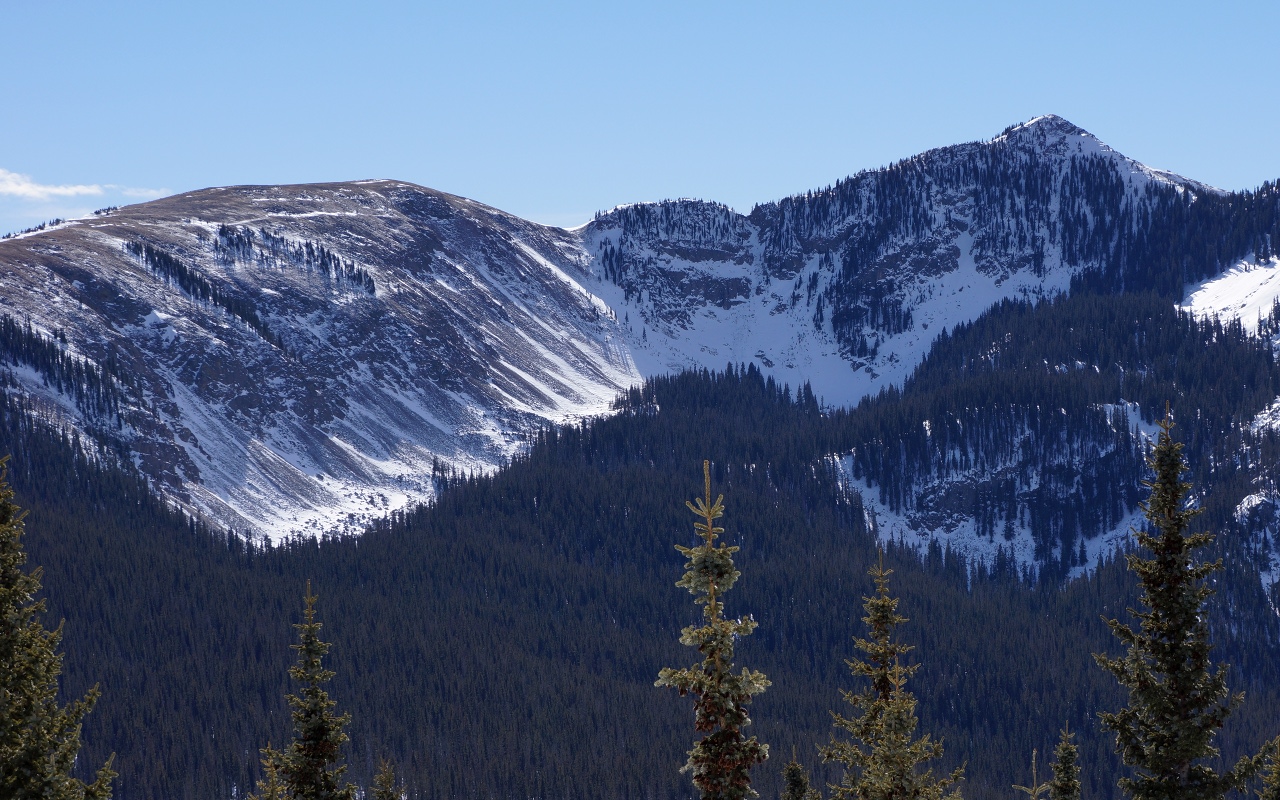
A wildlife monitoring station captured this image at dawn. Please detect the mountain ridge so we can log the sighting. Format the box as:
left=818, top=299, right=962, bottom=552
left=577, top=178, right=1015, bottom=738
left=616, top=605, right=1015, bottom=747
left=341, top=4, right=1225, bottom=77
left=0, top=115, right=1274, bottom=549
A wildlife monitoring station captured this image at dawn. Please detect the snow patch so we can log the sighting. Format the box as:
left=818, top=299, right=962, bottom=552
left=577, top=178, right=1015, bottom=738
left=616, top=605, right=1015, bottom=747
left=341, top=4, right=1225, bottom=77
left=1179, top=257, right=1280, bottom=334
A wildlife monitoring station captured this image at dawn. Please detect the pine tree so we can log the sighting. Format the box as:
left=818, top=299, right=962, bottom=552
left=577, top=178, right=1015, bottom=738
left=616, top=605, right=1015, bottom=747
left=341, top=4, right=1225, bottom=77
left=657, top=460, right=770, bottom=800
left=267, top=583, right=356, bottom=800
left=370, top=758, right=401, bottom=800
left=1047, top=726, right=1081, bottom=800
left=782, top=755, right=822, bottom=800
left=1094, top=413, right=1265, bottom=800
left=820, top=555, right=962, bottom=800
left=248, top=746, right=288, bottom=800
left=0, top=457, right=115, bottom=799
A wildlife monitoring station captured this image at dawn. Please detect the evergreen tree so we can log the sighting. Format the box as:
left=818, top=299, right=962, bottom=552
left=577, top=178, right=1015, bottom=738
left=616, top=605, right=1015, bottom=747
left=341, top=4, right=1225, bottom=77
left=657, top=460, right=770, bottom=800
left=1047, top=727, right=1081, bottom=800
left=370, top=758, right=401, bottom=800
left=248, top=746, right=287, bottom=800
left=782, top=755, right=821, bottom=800
left=0, top=457, right=115, bottom=799
left=1094, top=413, right=1265, bottom=800
left=265, top=584, right=356, bottom=800
left=820, top=555, right=962, bottom=800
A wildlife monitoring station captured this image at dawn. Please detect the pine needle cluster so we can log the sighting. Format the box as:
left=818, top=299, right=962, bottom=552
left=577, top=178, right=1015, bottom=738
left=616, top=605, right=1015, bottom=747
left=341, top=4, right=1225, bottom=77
left=657, top=460, right=770, bottom=800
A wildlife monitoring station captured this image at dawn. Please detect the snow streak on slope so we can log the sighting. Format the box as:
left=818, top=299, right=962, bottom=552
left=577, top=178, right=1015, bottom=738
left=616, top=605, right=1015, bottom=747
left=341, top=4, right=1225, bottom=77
left=1178, top=259, right=1280, bottom=594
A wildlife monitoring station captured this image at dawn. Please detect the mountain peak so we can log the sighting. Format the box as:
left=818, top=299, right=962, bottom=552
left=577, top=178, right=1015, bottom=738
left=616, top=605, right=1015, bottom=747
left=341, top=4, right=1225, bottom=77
left=1002, top=113, right=1091, bottom=139
left=992, top=114, right=1101, bottom=153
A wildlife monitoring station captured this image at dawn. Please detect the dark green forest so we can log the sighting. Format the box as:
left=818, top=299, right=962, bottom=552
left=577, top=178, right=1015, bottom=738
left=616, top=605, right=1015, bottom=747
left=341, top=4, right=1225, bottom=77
left=4, top=288, right=1280, bottom=799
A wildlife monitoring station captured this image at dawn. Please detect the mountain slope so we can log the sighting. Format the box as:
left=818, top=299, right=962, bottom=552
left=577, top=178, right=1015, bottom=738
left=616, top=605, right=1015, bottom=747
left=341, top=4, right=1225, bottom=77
left=0, top=182, right=637, bottom=538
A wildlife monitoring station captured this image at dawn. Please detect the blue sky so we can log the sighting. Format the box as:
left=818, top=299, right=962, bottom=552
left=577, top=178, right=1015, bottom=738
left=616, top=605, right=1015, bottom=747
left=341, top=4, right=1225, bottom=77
left=2, top=1, right=1278, bottom=235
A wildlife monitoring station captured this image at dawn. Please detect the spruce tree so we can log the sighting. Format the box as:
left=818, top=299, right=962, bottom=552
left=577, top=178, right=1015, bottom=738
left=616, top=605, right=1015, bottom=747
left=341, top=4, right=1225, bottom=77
left=820, top=555, right=962, bottom=800
left=782, top=755, right=822, bottom=800
left=370, top=758, right=401, bottom=800
left=264, top=584, right=356, bottom=800
left=657, top=460, right=770, bottom=800
left=1094, top=413, right=1265, bottom=800
left=248, top=746, right=288, bottom=800
left=1047, top=727, right=1080, bottom=800
left=0, top=457, right=115, bottom=799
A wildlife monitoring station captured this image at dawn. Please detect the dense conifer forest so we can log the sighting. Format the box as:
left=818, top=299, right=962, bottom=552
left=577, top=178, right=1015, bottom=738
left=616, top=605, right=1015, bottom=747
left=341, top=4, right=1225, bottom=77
left=3, top=285, right=1279, bottom=798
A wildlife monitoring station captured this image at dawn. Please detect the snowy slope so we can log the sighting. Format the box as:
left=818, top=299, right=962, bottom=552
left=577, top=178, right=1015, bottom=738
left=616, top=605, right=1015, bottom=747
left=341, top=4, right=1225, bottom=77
left=1180, top=256, right=1280, bottom=333
left=829, top=402, right=1159, bottom=576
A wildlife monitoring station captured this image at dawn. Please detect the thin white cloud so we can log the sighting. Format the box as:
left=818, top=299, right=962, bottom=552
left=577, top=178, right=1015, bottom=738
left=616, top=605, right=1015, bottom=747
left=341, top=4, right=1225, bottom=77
left=0, top=168, right=103, bottom=200
left=111, top=185, right=168, bottom=199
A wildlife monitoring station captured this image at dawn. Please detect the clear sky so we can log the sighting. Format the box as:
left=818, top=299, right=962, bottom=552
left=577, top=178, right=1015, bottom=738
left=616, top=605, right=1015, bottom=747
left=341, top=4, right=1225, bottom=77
left=2, top=1, right=1278, bottom=235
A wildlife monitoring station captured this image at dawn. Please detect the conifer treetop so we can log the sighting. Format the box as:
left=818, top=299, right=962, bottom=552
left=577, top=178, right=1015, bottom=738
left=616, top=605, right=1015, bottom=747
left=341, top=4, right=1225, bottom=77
left=821, top=552, right=962, bottom=800
left=657, top=460, right=769, bottom=800
left=1047, top=725, right=1081, bottom=800
left=370, top=758, right=402, bottom=800
left=274, top=583, right=356, bottom=800
left=1013, top=749, right=1049, bottom=800
left=782, top=754, right=822, bottom=800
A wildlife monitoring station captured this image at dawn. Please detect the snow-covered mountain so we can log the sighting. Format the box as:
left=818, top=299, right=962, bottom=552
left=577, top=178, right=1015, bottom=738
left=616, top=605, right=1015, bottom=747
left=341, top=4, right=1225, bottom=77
left=0, top=115, right=1242, bottom=544
left=586, top=114, right=1213, bottom=402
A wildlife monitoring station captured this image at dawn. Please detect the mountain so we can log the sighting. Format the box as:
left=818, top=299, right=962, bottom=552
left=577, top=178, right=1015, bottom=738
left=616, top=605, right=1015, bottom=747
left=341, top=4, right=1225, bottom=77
left=585, top=113, right=1215, bottom=398
left=1, top=115, right=1277, bottom=567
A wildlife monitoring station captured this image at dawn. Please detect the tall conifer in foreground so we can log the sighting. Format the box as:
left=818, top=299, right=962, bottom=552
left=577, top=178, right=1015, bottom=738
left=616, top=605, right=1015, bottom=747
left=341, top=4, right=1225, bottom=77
left=1094, top=413, right=1271, bottom=800
left=820, top=555, right=962, bottom=800
left=255, top=584, right=356, bottom=800
left=0, top=457, right=115, bottom=800
left=657, top=460, right=770, bottom=800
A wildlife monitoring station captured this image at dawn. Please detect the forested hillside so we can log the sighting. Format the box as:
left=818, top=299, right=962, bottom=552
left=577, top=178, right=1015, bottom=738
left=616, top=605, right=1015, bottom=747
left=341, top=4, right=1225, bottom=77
left=7, top=288, right=1280, bottom=799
